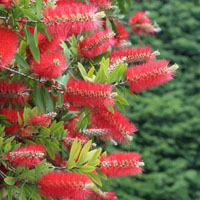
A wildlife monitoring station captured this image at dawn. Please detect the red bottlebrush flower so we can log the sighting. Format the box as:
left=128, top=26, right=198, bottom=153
left=5, top=144, right=45, bottom=168
left=0, top=109, right=26, bottom=136
left=90, top=190, right=117, bottom=200
left=43, top=3, right=103, bottom=37
left=0, top=0, right=13, bottom=7
left=31, top=51, right=66, bottom=79
left=0, top=27, right=18, bottom=68
left=127, top=60, right=177, bottom=93
left=63, top=135, right=89, bottom=149
left=78, top=29, right=115, bottom=59
left=99, top=152, right=144, bottom=177
left=109, top=46, right=155, bottom=72
left=63, top=79, right=114, bottom=108
left=38, top=36, right=64, bottom=55
left=129, top=11, right=160, bottom=35
left=91, top=108, right=137, bottom=142
left=38, top=172, right=92, bottom=200
left=113, top=22, right=129, bottom=47
left=0, top=80, right=29, bottom=108
left=56, top=0, right=84, bottom=5
left=89, top=0, right=112, bottom=10
left=28, top=114, right=51, bottom=127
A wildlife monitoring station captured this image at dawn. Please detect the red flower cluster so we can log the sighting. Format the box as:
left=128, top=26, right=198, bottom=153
left=0, top=81, right=28, bottom=108
left=0, top=26, right=18, bottom=68
left=90, top=191, right=117, bottom=200
left=43, top=3, right=102, bottom=37
left=28, top=114, right=51, bottom=127
left=31, top=51, right=66, bottom=79
left=64, top=79, right=114, bottom=108
left=99, top=152, right=143, bottom=177
left=91, top=108, right=137, bottom=142
left=127, top=60, right=175, bottom=93
left=5, top=144, right=45, bottom=168
left=129, top=11, right=159, bottom=35
left=79, top=29, right=115, bottom=58
left=38, top=172, right=92, bottom=200
left=0, top=0, right=13, bottom=7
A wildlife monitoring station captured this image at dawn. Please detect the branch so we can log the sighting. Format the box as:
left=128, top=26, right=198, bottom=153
left=0, top=16, right=44, bottom=24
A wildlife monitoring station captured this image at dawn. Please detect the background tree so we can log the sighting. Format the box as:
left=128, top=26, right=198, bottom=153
left=103, top=1, right=200, bottom=199
left=0, top=0, right=180, bottom=199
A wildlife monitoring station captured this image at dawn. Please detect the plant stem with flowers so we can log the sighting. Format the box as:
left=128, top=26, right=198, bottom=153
left=0, top=0, right=178, bottom=199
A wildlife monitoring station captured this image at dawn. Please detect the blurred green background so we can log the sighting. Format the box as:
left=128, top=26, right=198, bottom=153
left=103, top=0, right=200, bottom=199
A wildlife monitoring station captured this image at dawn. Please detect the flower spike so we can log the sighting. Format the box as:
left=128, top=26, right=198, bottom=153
left=43, top=3, right=103, bottom=37
left=38, top=172, right=92, bottom=200
left=91, top=108, right=137, bottom=142
left=31, top=51, right=67, bottom=79
left=63, top=79, right=114, bottom=108
left=79, top=29, right=115, bottom=59
left=99, top=152, right=144, bottom=177
left=0, top=26, right=18, bottom=68
left=127, top=60, right=177, bottom=93
left=5, top=144, right=45, bottom=168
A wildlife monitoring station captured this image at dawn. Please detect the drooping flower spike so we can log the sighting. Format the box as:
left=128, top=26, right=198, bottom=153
left=38, top=172, right=92, bottom=200
left=90, top=190, right=117, bottom=200
left=89, top=0, right=113, bottom=11
left=27, top=114, right=51, bottom=127
left=0, top=26, right=18, bottom=68
left=43, top=3, right=104, bottom=37
left=31, top=51, right=67, bottom=79
left=0, top=80, right=29, bottom=108
left=127, top=60, right=178, bottom=93
left=0, top=0, right=13, bottom=7
left=129, top=11, right=160, bottom=35
left=78, top=28, right=115, bottom=59
left=99, top=152, right=144, bottom=177
left=63, top=79, right=115, bottom=108
left=109, top=46, right=156, bottom=72
left=113, top=21, right=130, bottom=47
left=5, top=144, right=45, bottom=168
left=91, top=108, right=137, bottom=142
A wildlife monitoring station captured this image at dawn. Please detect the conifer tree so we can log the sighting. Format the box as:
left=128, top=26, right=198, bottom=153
left=0, top=0, right=178, bottom=199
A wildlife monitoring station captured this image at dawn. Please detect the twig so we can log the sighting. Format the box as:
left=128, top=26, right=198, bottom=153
left=114, top=80, right=127, bottom=86
left=0, top=170, right=6, bottom=178
left=0, top=16, right=44, bottom=24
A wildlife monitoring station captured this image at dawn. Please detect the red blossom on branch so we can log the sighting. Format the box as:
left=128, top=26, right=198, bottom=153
left=91, top=108, right=137, bottom=142
left=0, top=26, right=18, bottom=68
left=63, top=79, right=114, bottom=108
left=99, top=152, right=144, bottom=177
left=38, top=172, right=92, bottom=200
left=0, top=0, right=13, bottom=7
left=43, top=3, right=103, bottom=37
left=127, top=60, right=177, bottom=93
left=109, top=46, right=155, bottom=67
left=78, top=29, right=115, bottom=58
left=0, top=80, right=29, bottom=108
left=129, top=11, right=160, bottom=35
left=5, top=144, right=45, bottom=168
left=31, top=51, right=67, bottom=79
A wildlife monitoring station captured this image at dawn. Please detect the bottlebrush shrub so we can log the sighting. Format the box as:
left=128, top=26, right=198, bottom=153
left=0, top=26, right=18, bottom=68
left=0, top=0, right=178, bottom=199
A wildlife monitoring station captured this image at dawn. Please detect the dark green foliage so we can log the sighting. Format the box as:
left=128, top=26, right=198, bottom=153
left=103, top=1, right=200, bottom=199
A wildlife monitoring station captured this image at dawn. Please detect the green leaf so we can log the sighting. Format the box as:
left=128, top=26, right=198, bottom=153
left=96, top=169, right=107, bottom=180
left=116, top=95, right=129, bottom=106
left=4, top=176, right=16, bottom=186
left=78, top=62, right=87, bottom=80
left=22, top=9, right=40, bottom=21
left=78, top=165, right=96, bottom=173
left=95, top=57, right=109, bottom=83
left=76, top=140, right=92, bottom=165
left=87, top=66, right=95, bottom=78
left=15, top=54, right=29, bottom=68
left=106, top=106, right=114, bottom=114
left=87, top=172, right=102, bottom=186
left=25, top=26, right=40, bottom=63
left=36, top=0, right=43, bottom=18
left=19, top=185, right=26, bottom=200
left=44, top=88, right=54, bottom=112
left=17, top=112, right=23, bottom=126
